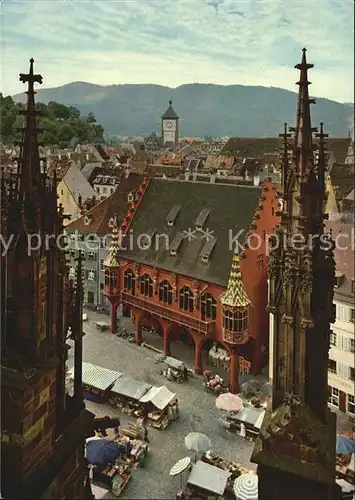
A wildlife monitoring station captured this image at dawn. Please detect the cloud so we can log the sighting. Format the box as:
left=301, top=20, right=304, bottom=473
left=1, top=0, right=353, bottom=102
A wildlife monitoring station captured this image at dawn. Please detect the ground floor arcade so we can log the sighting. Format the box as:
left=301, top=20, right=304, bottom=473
left=108, top=301, right=252, bottom=394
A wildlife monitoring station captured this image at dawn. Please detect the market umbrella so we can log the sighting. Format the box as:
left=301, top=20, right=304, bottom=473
left=170, top=456, right=191, bottom=489
left=86, top=439, right=122, bottom=466
left=233, top=473, right=258, bottom=500
left=185, top=432, right=211, bottom=462
left=216, top=393, right=244, bottom=413
left=336, top=435, right=355, bottom=455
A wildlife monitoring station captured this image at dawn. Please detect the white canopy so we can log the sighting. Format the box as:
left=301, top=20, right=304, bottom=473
left=140, top=385, right=176, bottom=410
left=68, top=362, right=122, bottom=391
left=187, top=460, right=231, bottom=495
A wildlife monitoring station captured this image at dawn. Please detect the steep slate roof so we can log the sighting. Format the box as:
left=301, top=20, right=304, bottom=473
left=66, top=172, right=144, bottom=235
left=329, top=163, right=354, bottom=207
left=118, top=178, right=261, bottom=286
left=46, top=158, right=74, bottom=180
left=161, top=100, right=179, bottom=119
left=221, top=137, right=350, bottom=163
left=62, top=162, right=96, bottom=202
left=81, top=162, right=104, bottom=182
left=325, top=221, right=354, bottom=305
left=221, top=138, right=281, bottom=157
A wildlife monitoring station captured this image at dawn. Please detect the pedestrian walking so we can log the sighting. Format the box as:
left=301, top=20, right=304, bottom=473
left=144, top=426, right=149, bottom=443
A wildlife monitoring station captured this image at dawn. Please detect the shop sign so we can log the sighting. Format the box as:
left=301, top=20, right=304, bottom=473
left=328, top=373, right=354, bottom=393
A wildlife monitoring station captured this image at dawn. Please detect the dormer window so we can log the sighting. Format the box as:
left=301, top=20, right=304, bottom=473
left=195, top=208, right=210, bottom=230
left=84, top=216, right=91, bottom=226
left=200, top=237, right=216, bottom=263
left=127, top=192, right=134, bottom=203
left=166, top=205, right=182, bottom=227
left=169, top=232, right=184, bottom=256
left=108, top=217, right=115, bottom=228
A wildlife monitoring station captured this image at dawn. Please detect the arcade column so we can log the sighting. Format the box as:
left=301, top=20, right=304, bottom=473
left=161, top=320, right=171, bottom=356
left=194, top=337, right=203, bottom=374
left=109, top=301, right=118, bottom=334
left=229, top=348, right=240, bottom=394
left=134, top=309, right=143, bottom=345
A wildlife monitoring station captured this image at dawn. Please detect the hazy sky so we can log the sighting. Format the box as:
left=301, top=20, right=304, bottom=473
left=1, top=0, right=354, bottom=102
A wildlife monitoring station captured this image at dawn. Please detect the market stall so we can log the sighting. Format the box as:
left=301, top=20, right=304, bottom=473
left=162, top=357, right=189, bottom=383
left=179, top=460, right=232, bottom=499
left=224, top=405, right=265, bottom=440
left=86, top=438, right=134, bottom=497
left=108, top=376, right=152, bottom=415
left=68, top=363, right=122, bottom=403
left=140, top=386, right=177, bottom=429
left=201, top=451, right=251, bottom=481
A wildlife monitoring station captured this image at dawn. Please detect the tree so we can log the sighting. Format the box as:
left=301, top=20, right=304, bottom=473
left=58, top=123, right=76, bottom=147
left=0, top=95, right=104, bottom=146
left=93, top=123, right=104, bottom=139
left=47, top=101, right=71, bottom=120
left=86, top=112, right=96, bottom=123
left=68, top=106, right=80, bottom=119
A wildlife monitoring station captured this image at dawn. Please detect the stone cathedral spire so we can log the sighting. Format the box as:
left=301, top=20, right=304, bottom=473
left=1, top=59, right=93, bottom=499
left=252, top=49, right=340, bottom=500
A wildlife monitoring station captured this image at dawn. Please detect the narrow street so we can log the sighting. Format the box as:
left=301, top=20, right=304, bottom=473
left=70, top=309, right=256, bottom=499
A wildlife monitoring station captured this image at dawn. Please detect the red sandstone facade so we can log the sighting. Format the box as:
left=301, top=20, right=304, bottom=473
left=104, top=177, right=280, bottom=393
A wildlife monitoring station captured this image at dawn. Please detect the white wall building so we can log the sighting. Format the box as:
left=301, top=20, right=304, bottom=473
left=328, top=299, right=355, bottom=416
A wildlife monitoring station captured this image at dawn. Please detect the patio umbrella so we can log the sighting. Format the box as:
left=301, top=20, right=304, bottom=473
left=233, top=473, right=258, bottom=500
left=216, top=393, right=244, bottom=413
left=170, top=456, right=191, bottom=489
left=86, top=439, right=123, bottom=466
left=336, top=435, right=355, bottom=455
left=185, top=432, right=211, bottom=456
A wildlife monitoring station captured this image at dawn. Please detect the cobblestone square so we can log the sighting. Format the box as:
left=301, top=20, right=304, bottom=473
left=72, top=310, right=256, bottom=499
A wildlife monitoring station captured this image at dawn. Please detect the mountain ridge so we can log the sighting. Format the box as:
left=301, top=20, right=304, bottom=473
left=13, top=82, right=353, bottom=138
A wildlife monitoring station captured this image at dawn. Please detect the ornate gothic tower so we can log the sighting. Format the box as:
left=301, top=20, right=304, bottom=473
left=0, top=59, right=93, bottom=499
left=252, top=49, right=340, bottom=500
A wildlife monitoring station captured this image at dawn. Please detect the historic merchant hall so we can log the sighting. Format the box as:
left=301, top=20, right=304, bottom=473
left=104, top=176, right=280, bottom=392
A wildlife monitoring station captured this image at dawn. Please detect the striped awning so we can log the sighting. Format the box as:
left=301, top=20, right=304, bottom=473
left=69, top=362, right=122, bottom=391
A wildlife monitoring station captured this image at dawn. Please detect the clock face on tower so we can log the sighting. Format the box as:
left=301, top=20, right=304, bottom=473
left=164, top=120, right=176, bottom=131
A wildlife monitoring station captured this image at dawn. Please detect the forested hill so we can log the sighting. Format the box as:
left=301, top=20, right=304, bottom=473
left=13, top=82, right=353, bottom=138
left=1, top=93, right=104, bottom=146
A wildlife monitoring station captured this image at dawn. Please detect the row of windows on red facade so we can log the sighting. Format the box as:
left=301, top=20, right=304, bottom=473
left=105, top=269, right=248, bottom=332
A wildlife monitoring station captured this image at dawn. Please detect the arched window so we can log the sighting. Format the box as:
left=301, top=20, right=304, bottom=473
left=159, top=280, right=173, bottom=305
left=223, top=310, right=234, bottom=331
left=105, top=270, right=116, bottom=287
left=140, top=274, right=153, bottom=297
left=124, top=268, right=135, bottom=295
left=201, top=292, right=217, bottom=320
left=179, top=286, right=193, bottom=312
left=223, top=308, right=248, bottom=331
